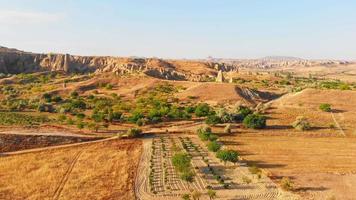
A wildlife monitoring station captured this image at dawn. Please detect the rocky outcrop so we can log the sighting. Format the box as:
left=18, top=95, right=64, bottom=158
left=0, top=46, right=236, bottom=82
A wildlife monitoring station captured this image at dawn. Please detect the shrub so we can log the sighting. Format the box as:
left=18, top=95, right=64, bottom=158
left=70, top=91, right=79, bottom=98
left=105, top=84, right=113, bottom=90
left=126, top=128, right=142, bottom=138
left=292, top=116, right=311, bottom=131
left=185, top=106, right=195, bottom=114
left=76, top=121, right=85, bottom=129
left=52, top=96, right=63, bottom=103
left=243, top=114, right=267, bottom=129
left=280, top=177, right=293, bottom=191
left=207, top=141, right=222, bottom=152
left=172, top=153, right=192, bottom=172
left=128, top=110, right=144, bottom=123
left=194, top=103, right=211, bottom=117
left=197, top=126, right=218, bottom=141
left=180, top=171, right=195, bottom=182
left=205, top=114, right=221, bottom=125
left=42, top=93, right=52, bottom=102
left=182, top=194, right=191, bottom=200
left=76, top=113, right=86, bottom=120
left=216, top=149, right=239, bottom=165
left=58, top=114, right=67, bottom=122
left=87, top=122, right=100, bottom=132
left=319, top=103, right=332, bottom=112
left=238, top=106, right=252, bottom=119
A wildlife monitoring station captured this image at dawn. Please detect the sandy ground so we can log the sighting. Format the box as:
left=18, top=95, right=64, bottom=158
left=0, top=138, right=142, bottom=200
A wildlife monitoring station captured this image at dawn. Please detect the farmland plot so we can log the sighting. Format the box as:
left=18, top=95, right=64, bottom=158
left=135, top=134, right=298, bottom=200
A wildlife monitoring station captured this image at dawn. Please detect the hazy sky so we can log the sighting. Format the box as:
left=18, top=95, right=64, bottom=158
left=0, top=0, right=355, bottom=59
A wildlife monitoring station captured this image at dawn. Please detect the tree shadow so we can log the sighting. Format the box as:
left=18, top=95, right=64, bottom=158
left=267, top=125, right=293, bottom=130
left=294, top=186, right=329, bottom=192
left=332, top=109, right=345, bottom=113
left=245, top=160, right=287, bottom=169
left=222, top=140, right=245, bottom=146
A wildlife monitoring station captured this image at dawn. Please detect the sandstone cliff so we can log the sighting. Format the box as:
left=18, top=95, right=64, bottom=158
left=0, top=46, right=235, bottom=81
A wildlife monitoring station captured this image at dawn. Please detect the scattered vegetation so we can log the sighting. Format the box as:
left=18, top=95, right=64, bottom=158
left=319, top=103, right=332, bottom=112
left=172, top=152, right=195, bottom=182
left=216, top=149, right=239, bottom=165
left=292, top=116, right=311, bottom=131
left=0, top=112, right=50, bottom=126
left=243, top=114, right=267, bottom=129
left=280, top=177, right=294, bottom=191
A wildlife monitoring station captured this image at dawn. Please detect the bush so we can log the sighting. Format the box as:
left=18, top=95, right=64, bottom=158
left=243, top=114, right=267, bottom=129
left=205, top=114, right=221, bottom=125
left=58, top=114, right=67, bottom=122
left=197, top=126, right=218, bottom=141
left=172, top=153, right=192, bottom=172
left=180, top=171, right=195, bottom=182
left=128, top=110, right=144, bottom=123
left=105, top=84, right=113, bottom=90
left=182, top=194, right=191, bottom=200
left=207, top=141, right=222, bottom=152
left=194, top=103, right=211, bottom=117
left=126, top=128, right=142, bottom=138
left=280, top=177, right=293, bottom=191
left=319, top=103, right=332, bottom=112
left=70, top=91, right=79, bottom=98
left=292, top=116, right=311, bottom=131
left=216, top=149, right=239, bottom=165
left=238, top=106, right=252, bottom=119
left=76, top=121, right=85, bottom=129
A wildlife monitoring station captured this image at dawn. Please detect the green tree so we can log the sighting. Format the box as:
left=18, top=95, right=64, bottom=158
left=216, top=150, right=239, bottom=165
left=243, top=114, right=267, bottom=129
left=207, top=141, right=222, bottom=152
left=194, top=103, right=211, bottom=117
left=319, top=103, right=332, bottom=112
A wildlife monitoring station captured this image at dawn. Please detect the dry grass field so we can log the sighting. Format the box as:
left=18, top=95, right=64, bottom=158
left=216, top=88, right=356, bottom=199
left=0, top=139, right=142, bottom=200
left=224, top=134, right=356, bottom=200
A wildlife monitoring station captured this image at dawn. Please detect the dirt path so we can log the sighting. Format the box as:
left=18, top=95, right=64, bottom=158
left=331, top=112, right=346, bottom=136
left=0, top=130, right=93, bottom=137
left=52, top=150, right=84, bottom=200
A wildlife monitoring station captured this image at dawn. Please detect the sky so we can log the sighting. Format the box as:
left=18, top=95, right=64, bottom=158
left=0, top=0, right=355, bottom=60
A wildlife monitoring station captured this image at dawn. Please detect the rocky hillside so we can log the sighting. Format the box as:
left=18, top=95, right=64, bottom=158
left=0, top=46, right=235, bottom=81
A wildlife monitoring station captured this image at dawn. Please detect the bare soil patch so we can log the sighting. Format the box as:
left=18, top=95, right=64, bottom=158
left=0, top=134, right=100, bottom=153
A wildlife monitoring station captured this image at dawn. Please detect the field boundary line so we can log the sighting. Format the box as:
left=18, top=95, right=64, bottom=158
left=1, top=136, right=117, bottom=156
